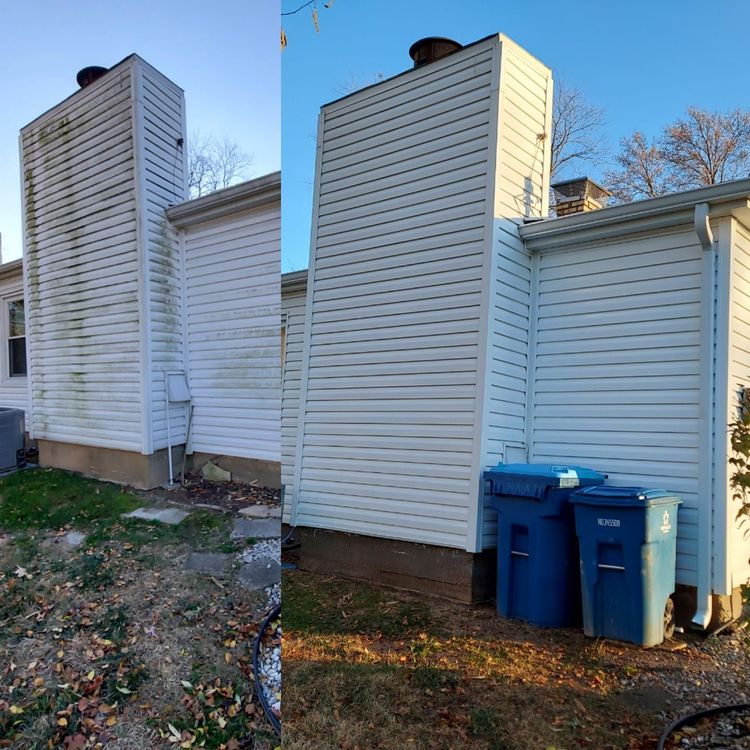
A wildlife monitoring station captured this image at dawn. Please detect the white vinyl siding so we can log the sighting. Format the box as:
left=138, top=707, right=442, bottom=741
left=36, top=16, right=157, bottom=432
left=0, top=268, right=29, bottom=413
left=281, top=282, right=306, bottom=523
left=183, top=205, right=281, bottom=462
left=293, top=40, right=497, bottom=549
left=727, top=220, right=750, bottom=586
left=21, top=65, right=143, bottom=450
left=479, top=43, right=553, bottom=546
left=529, top=230, right=703, bottom=586
left=139, top=63, right=188, bottom=450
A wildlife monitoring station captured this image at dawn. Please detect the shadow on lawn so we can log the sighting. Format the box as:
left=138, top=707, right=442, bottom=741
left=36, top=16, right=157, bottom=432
left=283, top=570, right=668, bottom=750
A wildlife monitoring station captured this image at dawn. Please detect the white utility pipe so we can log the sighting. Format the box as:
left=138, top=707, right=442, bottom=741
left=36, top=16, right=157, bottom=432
left=165, top=376, right=175, bottom=487
left=693, top=202, right=714, bottom=629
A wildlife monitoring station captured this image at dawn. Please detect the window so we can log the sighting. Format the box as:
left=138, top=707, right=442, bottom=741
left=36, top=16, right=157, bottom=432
left=7, top=300, right=26, bottom=378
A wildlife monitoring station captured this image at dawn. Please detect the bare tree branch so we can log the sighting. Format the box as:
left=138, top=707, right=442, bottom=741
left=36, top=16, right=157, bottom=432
left=187, top=133, right=254, bottom=198
left=607, top=107, right=750, bottom=203
left=551, top=79, right=607, bottom=180
left=604, top=131, right=669, bottom=202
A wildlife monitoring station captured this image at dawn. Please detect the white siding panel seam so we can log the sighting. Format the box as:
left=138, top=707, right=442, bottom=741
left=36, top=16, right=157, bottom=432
left=133, top=62, right=153, bottom=454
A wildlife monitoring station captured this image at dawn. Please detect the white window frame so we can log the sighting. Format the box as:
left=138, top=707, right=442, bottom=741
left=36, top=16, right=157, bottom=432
left=1, top=293, right=27, bottom=384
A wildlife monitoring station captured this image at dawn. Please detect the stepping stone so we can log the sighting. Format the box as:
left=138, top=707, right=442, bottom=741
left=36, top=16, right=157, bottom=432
left=185, top=552, right=232, bottom=577
left=238, top=558, right=281, bottom=591
left=238, top=505, right=281, bottom=519
left=231, top=517, right=280, bottom=540
left=200, top=461, right=231, bottom=482
left=122, top=507, right=191, bottom=525
left=63, top=531, right=86, bottom=548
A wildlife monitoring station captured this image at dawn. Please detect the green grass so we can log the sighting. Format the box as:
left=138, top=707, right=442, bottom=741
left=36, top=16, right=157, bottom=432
left=86, top=509, right=232, bottom=551
left=469, top=708, right=517, bottom=750
left=285, top=572, right=436, bottom=637
left=0, top=468, right=140, bottom=531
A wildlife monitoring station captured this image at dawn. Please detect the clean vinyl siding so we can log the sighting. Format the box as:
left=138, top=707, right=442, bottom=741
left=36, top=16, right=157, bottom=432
left=0, top=271, right=28, bottom=413
left=138, top=62, right=188, bottom=450
left=728, top=220, right=750, bottom=587
left=184, top=205, right=281, bottom=461
left=281, top=285, right=306, bottom=523
left=479, top=40, right=553, bottom=547
left=21, top=64, right=143, bottom=450
left=294, top=40, right=497, bottom=548
left=529, top=230, right=703, bottom=586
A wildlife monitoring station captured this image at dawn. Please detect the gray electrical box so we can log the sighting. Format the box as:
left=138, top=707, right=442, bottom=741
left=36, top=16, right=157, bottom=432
left=0, top=408, right=24, bottom=472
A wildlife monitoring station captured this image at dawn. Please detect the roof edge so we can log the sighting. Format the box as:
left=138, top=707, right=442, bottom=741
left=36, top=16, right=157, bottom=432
left=521, top=178, right=750, bottom=250
left=166, top=171, right=280, bottom=227
left=282, top=269, right=308, bottom=293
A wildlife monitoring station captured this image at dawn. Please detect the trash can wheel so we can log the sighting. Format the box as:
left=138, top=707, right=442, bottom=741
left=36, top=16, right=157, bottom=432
left=663, top=597, right=675, bottom=640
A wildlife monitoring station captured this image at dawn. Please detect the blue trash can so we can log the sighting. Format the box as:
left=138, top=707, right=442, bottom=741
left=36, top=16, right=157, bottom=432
left=570, top=486, right=682, bottom=647
left=485, top=464, right=605, bottom=627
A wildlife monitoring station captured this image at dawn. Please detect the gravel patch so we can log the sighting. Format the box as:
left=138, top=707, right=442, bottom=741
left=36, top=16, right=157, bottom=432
left=628, top=619, right=750, bottom=745
left=258, top=618, right=281, bottom=719
left=241, top=539, right=280, bottom=564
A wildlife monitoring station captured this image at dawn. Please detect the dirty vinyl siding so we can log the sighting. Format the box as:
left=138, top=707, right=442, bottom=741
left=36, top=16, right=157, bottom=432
left=480, top=44, right=553, bottom=547
left=729, top=221, right=750, bottom=584
left=0, top=272, right=28, bottom=413
left=184, top=207, right=281, bottom=462
left=21, top=66, right=143, bottom=450
left=281, top=286, right=306, bottom=523
left=295, top=43, right=496, bottom=548
left=529, top=231, right=703, bottom=586
left=139, top=64, right=188, bottom=449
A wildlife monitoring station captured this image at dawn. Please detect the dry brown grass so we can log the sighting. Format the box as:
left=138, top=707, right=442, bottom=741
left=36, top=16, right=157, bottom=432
left=282, top=570, right=716, bottom=750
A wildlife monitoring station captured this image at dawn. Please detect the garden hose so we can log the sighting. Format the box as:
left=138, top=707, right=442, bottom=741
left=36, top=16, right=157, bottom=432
left=252, top=603, right=282, bottom=737
left=657, top=703, right=750, bottom=749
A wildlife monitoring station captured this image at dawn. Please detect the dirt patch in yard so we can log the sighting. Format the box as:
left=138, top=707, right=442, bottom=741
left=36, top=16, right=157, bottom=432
left=140, top=473, right=280, bottom=515
left=0, top=468, right=280, bottom=750
left=282, top=569, right=750, bottom=750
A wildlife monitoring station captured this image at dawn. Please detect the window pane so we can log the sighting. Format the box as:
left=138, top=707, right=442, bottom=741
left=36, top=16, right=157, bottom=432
left=9, top=337, right=26, bottom=377
left=9, top=300, right=25, bottom=338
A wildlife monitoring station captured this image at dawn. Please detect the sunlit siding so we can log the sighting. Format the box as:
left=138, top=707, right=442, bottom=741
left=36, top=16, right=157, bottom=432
left=480, top=41, right=553, bottom=547
left=293, top=39, right=498, bottom=548
left=0, top=266, right=28, bottom=413
left=529, top=230, right=703, bottom=586
left=139, top=63, right=188, bottom=449
left=21, top=63, right=143, bottom=450
left=281, top=277, right=306, bottom=523
left=727, top=220, right=750, bottom=586
left=183, top=205, right=281, bottom=462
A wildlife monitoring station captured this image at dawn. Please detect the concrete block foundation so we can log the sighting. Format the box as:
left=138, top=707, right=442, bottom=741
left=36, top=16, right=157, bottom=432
left=291, top=526, right=496, bottom=604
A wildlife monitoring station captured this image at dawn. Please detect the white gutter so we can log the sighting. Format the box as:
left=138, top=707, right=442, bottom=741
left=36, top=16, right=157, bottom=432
left=693, top=202, right=714, bottom=629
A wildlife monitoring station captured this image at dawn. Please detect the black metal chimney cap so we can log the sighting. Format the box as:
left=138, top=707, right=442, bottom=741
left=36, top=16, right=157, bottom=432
left=76, top=66, right=109, bottom=88
left=408, top=37, right=463, bottom=68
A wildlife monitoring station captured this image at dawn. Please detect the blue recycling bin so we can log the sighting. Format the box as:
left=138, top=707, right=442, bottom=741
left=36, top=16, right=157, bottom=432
left=570, top=486, right=682, bottom=647
left=485, top=464, right=606, bottom=627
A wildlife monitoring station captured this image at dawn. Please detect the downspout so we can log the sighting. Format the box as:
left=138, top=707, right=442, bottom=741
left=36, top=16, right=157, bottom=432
left=693, top=202, right=714, bottom=629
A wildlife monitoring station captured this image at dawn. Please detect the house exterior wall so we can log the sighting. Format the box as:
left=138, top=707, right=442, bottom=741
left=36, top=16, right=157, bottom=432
left=477, top=41, right=553, bottom=548
left=139, top=63, right=188, bottom=452
left=21, top=61, right=144, bottom=451
left=281, top=274, right=307, bottom=523
left=727, top=218, right=750, bottom=589
left=181, top=202, right=281, bottom=463
left=524, top=228, right=704, bottom=587
left=20, top=55, right=186, bottom=457
left=0, top=262, right=28, bottom=413
left=291, top=35, right=552, bottom=550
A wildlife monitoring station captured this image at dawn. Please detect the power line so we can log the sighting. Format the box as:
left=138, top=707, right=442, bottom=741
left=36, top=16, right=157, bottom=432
left=281, top=0, right=316, bottom=16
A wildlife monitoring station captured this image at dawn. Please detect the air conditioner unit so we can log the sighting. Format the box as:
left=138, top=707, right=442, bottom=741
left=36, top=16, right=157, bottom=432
left=0, top=408, right=24, bottom=472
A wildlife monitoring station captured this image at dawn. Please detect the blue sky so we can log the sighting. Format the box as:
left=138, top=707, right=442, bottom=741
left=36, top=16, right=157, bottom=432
left=281, top=0, right=750, bottom=271
left=0, top=0, right=280, bottom=263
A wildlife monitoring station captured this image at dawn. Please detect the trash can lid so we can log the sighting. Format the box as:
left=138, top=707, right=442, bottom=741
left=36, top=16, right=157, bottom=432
left=570, top=486, right=682, bottom=507
left=487, top=463, right=605, bottom=487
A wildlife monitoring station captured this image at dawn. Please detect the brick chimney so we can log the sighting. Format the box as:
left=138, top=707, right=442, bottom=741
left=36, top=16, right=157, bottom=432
left=552, top=177, right=611, bottom=217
